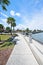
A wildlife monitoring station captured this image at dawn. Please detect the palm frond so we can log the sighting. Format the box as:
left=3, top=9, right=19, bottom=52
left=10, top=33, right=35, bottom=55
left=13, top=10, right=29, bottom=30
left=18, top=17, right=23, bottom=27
left=2, top=0, right=10, bottom=6
left=2, top=5, right=7, bottom=11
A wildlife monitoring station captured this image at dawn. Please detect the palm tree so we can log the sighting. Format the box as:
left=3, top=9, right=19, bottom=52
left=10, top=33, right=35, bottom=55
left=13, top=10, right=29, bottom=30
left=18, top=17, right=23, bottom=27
left=0, top=24, right=4, bottom=33
left=0, top=24, right=4, bottom=41
left=0, top=0, right=10, bottom=11
left=7, top=17, right=16, bottom=35
left=11, top=22, right=16, bottom=32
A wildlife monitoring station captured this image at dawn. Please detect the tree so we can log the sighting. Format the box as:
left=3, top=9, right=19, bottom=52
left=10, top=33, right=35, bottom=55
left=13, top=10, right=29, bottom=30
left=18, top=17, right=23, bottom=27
left=0, top=0, right=10, bottom=11
left=0, top=24, right=4, bottom=41
left=0, top=24, right=4, bottom=33
left=26, top=28, right=29, bottom=33
left=6, top=27, right=11, bottom=33
left=7, top=17, right=16, bottom=35
left=11, top=22, right=16, bottom=32
left=32, top=29, right=36, bottom=34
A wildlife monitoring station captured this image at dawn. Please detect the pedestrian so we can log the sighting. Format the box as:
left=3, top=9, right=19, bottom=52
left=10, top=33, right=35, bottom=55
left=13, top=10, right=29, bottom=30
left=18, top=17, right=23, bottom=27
left=29, top=33, right=32, bottom=43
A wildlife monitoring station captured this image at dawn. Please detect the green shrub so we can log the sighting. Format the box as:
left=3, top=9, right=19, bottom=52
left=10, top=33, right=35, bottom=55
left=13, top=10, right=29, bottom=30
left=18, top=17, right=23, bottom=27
left=1, top=43, right=7, bottom=47
left=7, top=42, right=13, bottom=46
left=14, top=34, right=18, bottom=37
left=0, top=37, right=1, bottom=41
left=7, top=38, right=13, bottom=42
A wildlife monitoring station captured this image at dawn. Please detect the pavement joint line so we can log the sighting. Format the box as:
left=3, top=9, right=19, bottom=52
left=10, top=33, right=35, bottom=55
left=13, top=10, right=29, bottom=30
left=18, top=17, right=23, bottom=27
left=33, top=44, right=43, bottom=55
left=32, top=39, right=43, bottom=54
left=23, top=35, right=42, bottom=65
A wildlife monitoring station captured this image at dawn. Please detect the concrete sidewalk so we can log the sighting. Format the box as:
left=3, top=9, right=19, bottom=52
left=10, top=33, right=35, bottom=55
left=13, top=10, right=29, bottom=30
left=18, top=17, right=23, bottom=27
left=6, top=34, right=39, bottom=65
left=24, top=35, right=43, bottom=65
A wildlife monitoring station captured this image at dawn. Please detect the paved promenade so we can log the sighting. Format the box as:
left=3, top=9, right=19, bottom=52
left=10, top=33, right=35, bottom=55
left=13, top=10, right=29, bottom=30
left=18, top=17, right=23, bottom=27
left=6, top=33, right=39, bottom=65
left=24, top=35, right=43, bottom=65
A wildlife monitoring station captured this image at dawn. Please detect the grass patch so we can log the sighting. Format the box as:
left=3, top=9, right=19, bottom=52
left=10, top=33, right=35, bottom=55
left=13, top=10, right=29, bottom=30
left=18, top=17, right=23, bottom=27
left=0, top=34, right=18, bottom=40
left=0, top=34, right=18, bottom=50
left=0, top=42, right=14, bottom=50
left=0, top=34, right=11, bottom=40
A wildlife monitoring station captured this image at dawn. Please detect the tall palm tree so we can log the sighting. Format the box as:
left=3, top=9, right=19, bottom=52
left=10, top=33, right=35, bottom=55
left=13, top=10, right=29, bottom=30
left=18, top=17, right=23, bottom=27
left=0, top=0, right=10, bottom=11
left=11, top=22, right=16, bottom=32
left=0, top=24, right=4, bottom=41
left=0, top=24, right=4, bottom=33
left=7, top=17, right=16, bottom=35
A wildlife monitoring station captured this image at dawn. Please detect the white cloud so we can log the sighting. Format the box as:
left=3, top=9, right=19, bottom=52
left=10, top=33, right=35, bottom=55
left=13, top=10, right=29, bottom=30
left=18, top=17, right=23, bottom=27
left=0, top=12, right=8, bottom=18
left=10, top=10, right=21, bottom=17
left=29, top=14, right=43, bottom=30
left=21, top=8, right=43, bottom=30
left=1, top=18, right=7, bottom=22
left=10, top=10, right=15, bottom=16
left=0, top=18, right=10, bottom=27
left=15, top=7, right=43, bottom=30
left=15, top=24, right=26, bottom=30
left=29, top=8, right=43, bottom=30
left=15, top=13, right=21, bottom=17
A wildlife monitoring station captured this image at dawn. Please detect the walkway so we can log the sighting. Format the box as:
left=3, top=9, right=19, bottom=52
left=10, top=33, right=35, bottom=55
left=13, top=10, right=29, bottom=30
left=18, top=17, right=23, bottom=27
left=24, top=35, right=43, bottom=65
left=6, top=33, right=39, bottom=65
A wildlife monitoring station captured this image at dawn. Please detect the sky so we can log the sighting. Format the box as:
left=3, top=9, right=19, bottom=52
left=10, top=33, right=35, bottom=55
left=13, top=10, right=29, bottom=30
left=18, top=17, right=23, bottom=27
left=0, top=0, right=43, bottom=30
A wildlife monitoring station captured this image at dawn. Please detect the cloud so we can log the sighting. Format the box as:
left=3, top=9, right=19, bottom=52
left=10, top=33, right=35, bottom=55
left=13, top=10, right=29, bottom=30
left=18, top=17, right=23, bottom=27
left=1, top=18, right=7, bottom=22
left=10, top=10, right=21, bottom=17
left=15, top=24, right=26, bottom=30
left=0, top=12, right=8, bottom=18
left=29, top=14, right=43, bottom=30
left=29, top=8, right=43, bottom=30
left=21, top=8, right=43, bottom=30
left=10, top=10, right=15, bottom=16
left=0, top=18, right=10, bottom=27
left=15, top=13, right=21, bottom=17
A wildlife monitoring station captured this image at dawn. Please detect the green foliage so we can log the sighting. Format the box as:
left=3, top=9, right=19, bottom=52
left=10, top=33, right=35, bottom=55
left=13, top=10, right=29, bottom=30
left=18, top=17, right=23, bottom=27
left=1, top=43, right=7, bottom=47
left=0, top=24, right=4, bottom=32
left=0, top=37, right=1, bottom=41
left=26, top=28, right=29, bottom=33
left=7, top=37, right=13, bottom=42
left=14, top=34, right=18, bottom=37
left=2, top=5, right=7, bottom=11
left=0, top=24, right=4, bottom=29
left=11, top=22, right=16, bottom=27
left=1, top=42, right=13, bottom=47
left=0, top=0, right=10, bottom=11
left=7, top=17, right=16, bottom=24
left=7, top=42, right=13, bottom=46
left=11, top=22, right=16, bottom=31
left=6, top=27, right=11, bottom=32
left=2, top=0, right=10, bottom=5
left=7, top=17, right=16, bottom=35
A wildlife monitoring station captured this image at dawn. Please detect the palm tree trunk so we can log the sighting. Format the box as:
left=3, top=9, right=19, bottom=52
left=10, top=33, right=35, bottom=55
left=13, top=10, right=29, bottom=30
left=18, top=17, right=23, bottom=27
left=11, top=24, right=12, bottom=35
left=13, top=27, right=14, bottom=32
left=13, top=27, right=14, bottom=33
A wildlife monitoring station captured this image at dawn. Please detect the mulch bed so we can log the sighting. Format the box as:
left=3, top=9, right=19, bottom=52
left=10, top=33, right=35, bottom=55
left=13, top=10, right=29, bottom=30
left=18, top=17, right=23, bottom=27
left=0, top=48, right=13, bottom=65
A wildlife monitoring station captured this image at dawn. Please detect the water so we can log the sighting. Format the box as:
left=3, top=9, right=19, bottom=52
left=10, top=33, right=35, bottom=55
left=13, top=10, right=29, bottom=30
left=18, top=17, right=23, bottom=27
left=32, top=32, right=43, bottom=44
